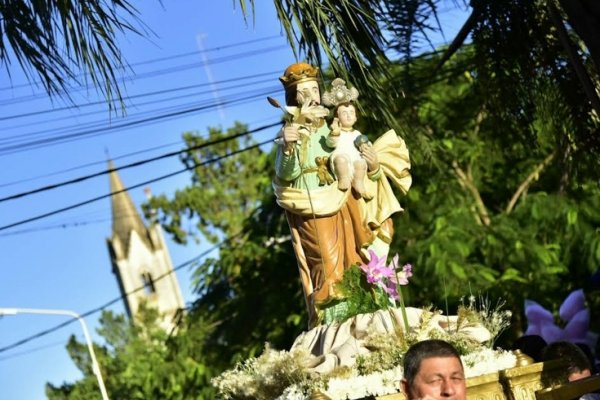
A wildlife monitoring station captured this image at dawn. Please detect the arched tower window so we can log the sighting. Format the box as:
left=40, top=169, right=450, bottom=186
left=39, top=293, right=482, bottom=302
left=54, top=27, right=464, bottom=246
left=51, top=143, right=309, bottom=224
left=141, top=272, right=156, bottom=295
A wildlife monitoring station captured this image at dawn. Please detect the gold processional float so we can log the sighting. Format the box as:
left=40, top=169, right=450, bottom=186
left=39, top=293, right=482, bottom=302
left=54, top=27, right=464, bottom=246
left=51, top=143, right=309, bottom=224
left=310, top=350, right=600, bottom=400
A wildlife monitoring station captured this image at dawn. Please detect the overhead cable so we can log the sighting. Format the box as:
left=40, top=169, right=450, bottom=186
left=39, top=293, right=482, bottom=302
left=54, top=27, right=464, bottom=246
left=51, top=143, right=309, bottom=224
left=0, top=121, right=280, bottom=203
left=0, top=88, right=281, bottom=155
left=0, top=137, right=274, bottom=231
left=0, top=235, right=232, bottom=355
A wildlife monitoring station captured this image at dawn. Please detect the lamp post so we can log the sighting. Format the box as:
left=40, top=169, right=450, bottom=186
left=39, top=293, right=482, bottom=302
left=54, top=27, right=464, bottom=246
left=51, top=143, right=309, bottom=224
left=0, top=307, right=109, bottom=400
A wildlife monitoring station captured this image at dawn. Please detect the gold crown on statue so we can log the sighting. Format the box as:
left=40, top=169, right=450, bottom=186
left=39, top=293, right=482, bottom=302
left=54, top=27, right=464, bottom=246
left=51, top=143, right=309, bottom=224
left=279, top=62, right=320, bottom=88
left=322, top=78, right=359, bottom=107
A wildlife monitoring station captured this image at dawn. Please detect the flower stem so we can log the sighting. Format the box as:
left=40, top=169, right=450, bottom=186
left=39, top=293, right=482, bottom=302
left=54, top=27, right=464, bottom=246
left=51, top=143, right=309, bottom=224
left=397, top=286, right=410, bottom=333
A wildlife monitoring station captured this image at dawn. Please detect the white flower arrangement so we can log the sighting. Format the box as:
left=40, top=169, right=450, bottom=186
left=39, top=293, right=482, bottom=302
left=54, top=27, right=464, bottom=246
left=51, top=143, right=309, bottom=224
left=213, top=306, right=516, bottom=400
left=268, top=348, right=517, bottom=400
left=213, top=257, right=516, bottom=400
left=321, top=366, right=403, bottom=400
left=462, top=348, right=517, bottom=378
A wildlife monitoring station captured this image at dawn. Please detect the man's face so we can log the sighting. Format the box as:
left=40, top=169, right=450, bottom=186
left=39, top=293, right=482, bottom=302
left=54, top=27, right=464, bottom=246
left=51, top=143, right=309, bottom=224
left=296, top=80, right=320, bottom=106
left=403, top=357, right=466, bottom=400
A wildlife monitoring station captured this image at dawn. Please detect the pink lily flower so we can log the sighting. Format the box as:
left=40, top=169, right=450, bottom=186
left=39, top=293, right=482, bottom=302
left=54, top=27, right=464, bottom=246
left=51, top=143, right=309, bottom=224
left=360, top=250, right=393, bottom=284
left=384, top=280, right=399, bottom=300
left=388, top=254, right=413, bottom=286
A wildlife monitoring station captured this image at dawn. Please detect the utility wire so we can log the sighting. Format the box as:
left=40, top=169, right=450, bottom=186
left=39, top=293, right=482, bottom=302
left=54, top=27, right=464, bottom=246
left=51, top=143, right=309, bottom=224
left=0, top=209, right=167, bottom=237
left=0, top=35, right=282, bottom=93
left=0, top=236, right=230, bottom=355
left=0, top=137, right=275, bottom=231
left=0, top=88, right=281, bottom=155
left=0, top=44, right=287, bottom=106
left=0, top=115, right=278, bottom=189
left=0, top=79, right=277, bottom=144
left=0, top=71, right=279, bottom=123
left=0, top=121, right=280, bottom=203
left=0, top=340, right=68, bottom=362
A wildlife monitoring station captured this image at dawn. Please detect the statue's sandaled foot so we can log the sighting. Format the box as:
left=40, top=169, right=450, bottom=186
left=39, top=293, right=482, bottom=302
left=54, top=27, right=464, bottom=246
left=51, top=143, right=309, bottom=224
left=338, top=177, right=351, bottom=191
left=352, top=180, right=365, bottom=197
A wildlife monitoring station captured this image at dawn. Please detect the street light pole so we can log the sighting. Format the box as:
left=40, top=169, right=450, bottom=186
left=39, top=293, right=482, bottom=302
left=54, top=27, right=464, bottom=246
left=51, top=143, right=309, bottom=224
left=0, top=307, right=110, bottom=400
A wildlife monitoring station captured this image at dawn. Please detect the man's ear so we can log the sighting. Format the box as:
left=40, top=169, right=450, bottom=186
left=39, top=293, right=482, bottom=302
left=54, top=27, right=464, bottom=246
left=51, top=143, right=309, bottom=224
left=401, top=379, right=411, bottom=398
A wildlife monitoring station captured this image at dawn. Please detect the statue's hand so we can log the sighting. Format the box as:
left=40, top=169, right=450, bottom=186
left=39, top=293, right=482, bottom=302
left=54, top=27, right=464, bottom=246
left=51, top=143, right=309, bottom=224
left=360, top=143, right=379, bottom=172
left=282, top=124, right=300, bottom=153
left=330, top=118, right=341, bottom=136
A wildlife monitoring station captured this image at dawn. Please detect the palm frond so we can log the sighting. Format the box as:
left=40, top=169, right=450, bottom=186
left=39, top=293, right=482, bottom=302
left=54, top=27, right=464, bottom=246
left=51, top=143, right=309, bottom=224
left=0, top=0, right=146, bottom=110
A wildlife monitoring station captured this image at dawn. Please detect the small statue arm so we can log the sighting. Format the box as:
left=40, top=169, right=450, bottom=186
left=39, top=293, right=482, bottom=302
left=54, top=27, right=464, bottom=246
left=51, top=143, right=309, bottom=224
left=326, top=117, right=341, bottom=148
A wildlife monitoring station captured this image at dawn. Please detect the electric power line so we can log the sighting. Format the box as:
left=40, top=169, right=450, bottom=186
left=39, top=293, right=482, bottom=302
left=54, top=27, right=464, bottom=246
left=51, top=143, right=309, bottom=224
left=0, top=79, right=278, bottom=146
left=0, top=115, right=278, bottom=190
left=0, top=35, right=283, bottom=94
left=0, top=71, right=279, bottom=123
left=0, top=209, right=163, bottom=237
left=0, top=136, right=275, bottom=232
left=0, top=235, right=232, bottom=355
left=0, top=121, right=280, bottom=204
left=0, top=88, right=281, bottom=155
left=0, top=44, right=288, bottom=107
left=0, top=340, right=68, bottom=362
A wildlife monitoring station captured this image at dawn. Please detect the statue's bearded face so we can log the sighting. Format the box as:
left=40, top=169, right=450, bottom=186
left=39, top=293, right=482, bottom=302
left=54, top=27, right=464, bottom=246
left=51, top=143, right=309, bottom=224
left=296, top=80, right=320, bottom=106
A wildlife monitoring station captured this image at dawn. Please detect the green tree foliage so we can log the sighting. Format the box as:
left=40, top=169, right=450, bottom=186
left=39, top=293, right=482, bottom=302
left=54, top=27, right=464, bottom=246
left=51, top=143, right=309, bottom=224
left=257, top=0, right=600, bottom=156
left=144, top=122, right=273, bottom=245
left=46, top=50, right=599, bottom=395
left=0, top=0, right=146, bottom=106
left=145, top=122, right=307, bottom=368
left=383, top=48, right=600, bottom=342
left=46, top=306, right=217, bottom=399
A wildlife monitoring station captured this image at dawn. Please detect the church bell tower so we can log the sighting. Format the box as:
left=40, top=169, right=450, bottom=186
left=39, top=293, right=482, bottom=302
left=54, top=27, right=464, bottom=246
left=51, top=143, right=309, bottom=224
left=106, top=161, right=184, bottom=331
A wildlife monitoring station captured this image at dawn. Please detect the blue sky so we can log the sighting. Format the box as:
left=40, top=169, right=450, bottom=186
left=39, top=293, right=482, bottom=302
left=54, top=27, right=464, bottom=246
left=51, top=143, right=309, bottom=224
left=0, top=2, right=295, bottom=398
left=0, top=2, right=467, bottom=398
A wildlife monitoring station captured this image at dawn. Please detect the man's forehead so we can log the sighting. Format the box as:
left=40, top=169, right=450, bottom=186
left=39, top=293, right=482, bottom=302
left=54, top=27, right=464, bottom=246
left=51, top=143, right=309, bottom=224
left=418, top=356, right=464, bottom=375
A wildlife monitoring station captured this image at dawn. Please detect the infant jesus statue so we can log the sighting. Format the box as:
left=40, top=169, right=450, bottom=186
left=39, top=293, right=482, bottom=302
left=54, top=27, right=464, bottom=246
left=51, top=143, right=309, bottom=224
left=323, top=78, right=371, bottom=196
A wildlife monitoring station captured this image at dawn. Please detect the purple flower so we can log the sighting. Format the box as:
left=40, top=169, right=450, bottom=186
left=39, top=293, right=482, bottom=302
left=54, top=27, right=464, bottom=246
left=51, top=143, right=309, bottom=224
left=541, top=324, right=564, bottom=344
left=360, top=250, right=393, bottom=284
left=524, top=300, right=554, bottom=323
left=559, top=289, right=585, bottom=322
left=524, top=289, right=597, bottom=347
left=388, top=254, right=413, bottom=286
left=384, top=280, right=399, bottom=300
left=564, top=309, right=590, bottom=342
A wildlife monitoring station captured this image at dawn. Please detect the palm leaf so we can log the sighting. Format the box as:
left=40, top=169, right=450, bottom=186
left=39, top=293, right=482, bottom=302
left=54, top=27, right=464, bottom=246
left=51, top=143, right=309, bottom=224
left=0, top=0, right=146, bottom=110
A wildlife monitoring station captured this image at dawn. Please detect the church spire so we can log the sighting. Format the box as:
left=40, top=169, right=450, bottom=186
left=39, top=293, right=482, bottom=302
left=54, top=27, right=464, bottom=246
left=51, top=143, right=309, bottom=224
left=106, top=161, right=184, bottom=331
left=108, top=160, right=151, bottom=253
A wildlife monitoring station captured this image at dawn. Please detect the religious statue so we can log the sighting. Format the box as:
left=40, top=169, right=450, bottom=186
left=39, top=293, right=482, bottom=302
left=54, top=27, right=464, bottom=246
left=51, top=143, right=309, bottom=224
left=272, top=62, right=412, bottom=327
left=322, top=78, right=370, bottom=196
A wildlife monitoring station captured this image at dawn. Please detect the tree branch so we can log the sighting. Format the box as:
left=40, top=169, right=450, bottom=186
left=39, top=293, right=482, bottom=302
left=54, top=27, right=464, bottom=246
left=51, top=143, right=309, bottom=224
left=548, top=2, right=600, bottom=116
left=506, top=152, right=556, bottom=214
left=435, top=6, right=480, bottom=71
left=452, top=160, right=491, bottom=226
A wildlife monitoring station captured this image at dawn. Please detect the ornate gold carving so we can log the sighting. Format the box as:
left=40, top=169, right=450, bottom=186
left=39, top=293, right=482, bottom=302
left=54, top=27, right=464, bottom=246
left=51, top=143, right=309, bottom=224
left=500, top=359, right=567, bottom=400
left=315, top=156, right=334, bottom=185
left=309, top=390, right=332, bottom=400
left=513, top=349, right=535, bottom=367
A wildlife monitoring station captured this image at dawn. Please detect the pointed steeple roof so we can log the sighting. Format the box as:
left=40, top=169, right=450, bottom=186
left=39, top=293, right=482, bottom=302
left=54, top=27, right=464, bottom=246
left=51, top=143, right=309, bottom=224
left=108, top=160, right=152, bottom=252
